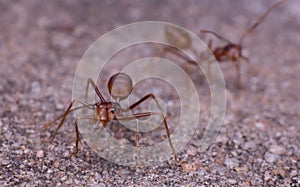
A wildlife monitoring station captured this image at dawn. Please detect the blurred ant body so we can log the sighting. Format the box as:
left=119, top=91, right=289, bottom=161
left=159, top=0, right=287, bottom=88
left=200, top=0, right=287, bottom=88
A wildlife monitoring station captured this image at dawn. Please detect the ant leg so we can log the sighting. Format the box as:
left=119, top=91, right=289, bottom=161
left=200, top=30, right=231, bottom=44
left=135, top=119, right=140, bottom=164
left=123, top=94, right=178, bottom=162
left=162, top=47, right=197, bottom=92
left=42, top=101, right=73, bottom=142
left=70, top=116, right=95, bottom=158
left=160, top=114, right=178, bottom=162
left=142, top=47, right=168, bottom=74
left=127, top=94, right=162, bottom=112
left=41, top=99, right=94, bottom=141
left=86, top=78, right=106, bottom=102
left=239, top=0, right=287, bottom=46
left=164, top=47, right=197, bottom=75
left=206, top=39, right=213, bottom=82
left=241, top=55, right=250, bottom=64
left=235, top=61, right=242, bottom=89
left=163, top=47, right=196, bottom=65
left=158, top=47, right=197, bottom=76
left=208, top=39, right=213, bottom=49
left=197, top=37, right=213, bottom=82
left=117, top=112, right=178, bottom=162
left=159, top=47, right=168, bottom=58
left=92, top=121, right=105, bottom=151
left=127, top=94, right=167, bottom=134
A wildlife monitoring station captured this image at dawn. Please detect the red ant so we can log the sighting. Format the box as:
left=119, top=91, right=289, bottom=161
left=200, top=0, right=287, bottom=88
left=158, top=0, right=287, bottom=88
left=41, top=73, right=178, bottom=163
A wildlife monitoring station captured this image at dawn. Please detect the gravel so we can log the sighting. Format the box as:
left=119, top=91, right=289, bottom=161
left=1, top=0, right=299, bottom=186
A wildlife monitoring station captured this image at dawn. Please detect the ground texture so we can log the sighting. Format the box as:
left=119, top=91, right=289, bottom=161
left=0, top=0, right=299, bottom=186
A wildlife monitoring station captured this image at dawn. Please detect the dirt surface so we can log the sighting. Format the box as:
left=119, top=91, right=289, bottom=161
left=1, top=0, right=299, bottom=186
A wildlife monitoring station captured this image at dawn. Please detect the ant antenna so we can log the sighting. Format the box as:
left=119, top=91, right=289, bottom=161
left=239, top=0, right=287, bottom=46
left=200, top=30, right=232, bottom=44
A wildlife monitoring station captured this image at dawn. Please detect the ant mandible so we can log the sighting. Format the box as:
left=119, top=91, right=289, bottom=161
left=200, top=0, right=287, bottom=88
left=41, top=73, right=178, bottom=163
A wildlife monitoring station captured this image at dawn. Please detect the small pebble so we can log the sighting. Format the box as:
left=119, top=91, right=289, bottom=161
left=235, top=166, right=248, bottom=173
left=271, top=168, right=286, bottom=178
left=241, top=181, right=251, bottom=187
left=1, top=159, right=10, bottom=165
left=224, top=157, right=239, bottom=168
left=53, top=161, right=60, bottom=168
left=290, top=170, right=297, bottom=177
left=264, top=152, right=278, bottom=163
left=63, top=150, right=70, bottom=158
left=55, top=101, right=65, bottom=110
left=269, top=144, right=286, bottom=155
left=228, top=179, right=237, bottom=184
left=186, top=146, right=197, bottom=156
left=47, top=169, right=53, bottom=174
left=255, top=122, right=266, bottom=131
left=60, top=175, right=68, bottom=181
left=181, top=161, right=200, bottom=171
left=244, top=141, right=256, bottom=150
left=10, top=104, right=18, bottom=113
left=30, top=81, right=41, bottom=96
left=216, top=166, right=227, bottom=175
left=36, top=150, right=44, bottom=158
left=264, top=171, right=271, bottom=181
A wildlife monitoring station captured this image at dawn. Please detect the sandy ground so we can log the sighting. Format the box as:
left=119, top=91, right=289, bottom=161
left=0, top=0, right=299, bottom=186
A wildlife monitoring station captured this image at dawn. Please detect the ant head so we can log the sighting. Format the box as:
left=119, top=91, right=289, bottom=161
left=225, top=44, right=242, bottom=61
left=96, top=102, right=121, bottom=122
left=108, top=73, right=133, bottom=101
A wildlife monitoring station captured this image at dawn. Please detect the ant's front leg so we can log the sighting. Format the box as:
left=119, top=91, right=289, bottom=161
left=70, top=116, right=95, bottom=158
left=41, top=99, right=94, bottom=140
left=41, top=99, right=95, bottom=159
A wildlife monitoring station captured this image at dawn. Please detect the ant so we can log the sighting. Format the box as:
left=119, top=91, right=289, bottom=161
left=157, top=0, right=287, bottom=88
left=200, top=0, right=287, bottom=88
left=41, top=73, right=178, bottom=163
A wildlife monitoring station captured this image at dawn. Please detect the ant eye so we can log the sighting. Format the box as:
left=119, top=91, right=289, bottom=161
left=110, top=108, right=115, bottom=113
left=224, top=46, right=230, bottom=51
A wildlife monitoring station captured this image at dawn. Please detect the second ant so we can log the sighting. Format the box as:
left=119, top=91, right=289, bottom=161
left=158, top=0, right=287, bottom=89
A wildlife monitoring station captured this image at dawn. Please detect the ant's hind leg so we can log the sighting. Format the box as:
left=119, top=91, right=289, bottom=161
left=128, top=94, right=163, bottom=113
left=160, top=115, right=178, bottom=162
left=118, top=112, right=178, bottom=163
left=85, top=78, right=106, bottom=102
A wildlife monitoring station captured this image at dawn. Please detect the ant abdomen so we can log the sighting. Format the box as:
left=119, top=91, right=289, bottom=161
left=165, top=25, right=191, bottom=49
left=108, top=73, right=133, bottom=101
